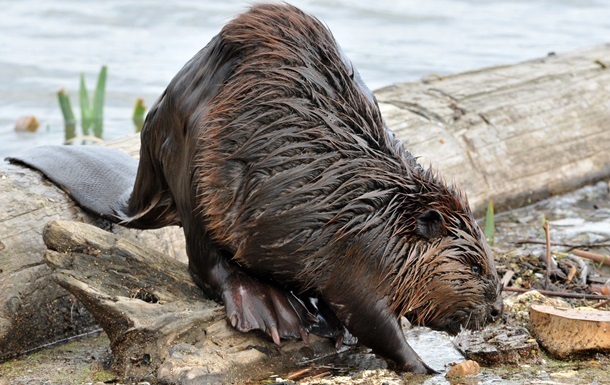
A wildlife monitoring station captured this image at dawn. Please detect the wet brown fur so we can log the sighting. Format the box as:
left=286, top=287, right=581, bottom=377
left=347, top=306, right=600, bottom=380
left=126, top=3, right=502, bottom=372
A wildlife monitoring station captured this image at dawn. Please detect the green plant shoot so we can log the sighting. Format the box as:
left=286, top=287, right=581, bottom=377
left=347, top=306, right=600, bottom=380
left=57, top=89, right=76, bottom=141
left=78, top=65, right=107, bottom=138
left=484, top=199, right=495, bottom=246
left=132, top=98, right=146, bottom=133
left=79, top=73, right=92, bottom=136
left=91, top=65, right=107, bottom=138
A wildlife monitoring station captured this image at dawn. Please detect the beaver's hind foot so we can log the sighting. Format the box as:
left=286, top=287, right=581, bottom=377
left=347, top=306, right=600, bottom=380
left=221, top=269, right=312, bottom=344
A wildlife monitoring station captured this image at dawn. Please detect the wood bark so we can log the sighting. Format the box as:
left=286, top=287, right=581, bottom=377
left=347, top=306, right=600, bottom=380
left=453, top=323, right=540, bottom=366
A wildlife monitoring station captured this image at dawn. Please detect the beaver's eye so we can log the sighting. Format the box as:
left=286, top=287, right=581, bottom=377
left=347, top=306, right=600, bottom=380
left=472, top=264, right=482, bottom=275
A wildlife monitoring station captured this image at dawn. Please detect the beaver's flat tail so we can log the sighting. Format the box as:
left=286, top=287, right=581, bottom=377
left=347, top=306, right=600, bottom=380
left=6, top=145, right=179, bottom=229
left=7, top=145, right=136, bottom=222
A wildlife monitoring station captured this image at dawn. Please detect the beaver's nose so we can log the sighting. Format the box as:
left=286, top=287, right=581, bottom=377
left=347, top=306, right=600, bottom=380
left=488, top=295, right=503, bottom=323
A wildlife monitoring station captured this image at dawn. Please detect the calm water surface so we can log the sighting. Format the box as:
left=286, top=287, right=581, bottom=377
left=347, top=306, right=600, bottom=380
left=1, top=0, right=608, bottom=156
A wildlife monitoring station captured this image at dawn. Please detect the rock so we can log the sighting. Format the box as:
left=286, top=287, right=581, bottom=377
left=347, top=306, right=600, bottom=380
left=529, top=305, right=610, bottom=358
left=14, top=116, right=39, bottom=132
left=445, top=360, right=480, bottom=377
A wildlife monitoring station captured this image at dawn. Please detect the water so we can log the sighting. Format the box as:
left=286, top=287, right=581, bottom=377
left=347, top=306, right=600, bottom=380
left=1, top=0, right=608, bottom=157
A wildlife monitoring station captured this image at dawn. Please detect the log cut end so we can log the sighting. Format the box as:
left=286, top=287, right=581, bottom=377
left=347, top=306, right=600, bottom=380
left=529, top=305, right=610, bottom=358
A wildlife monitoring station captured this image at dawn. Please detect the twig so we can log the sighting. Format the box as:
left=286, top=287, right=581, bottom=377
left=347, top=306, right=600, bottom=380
left=514, top=240, right=610, bottom=248
left=572, top=249, right=610, bottom=267
left=285, top=367, right=312, bottom=380
left=503, top=286, right=610, bottom=301
left=543, top=220, right=551, bottom=290
left=593, top=299, right=610, bottom=309
left=501, top=270, right=514, bottom=288
left=310, top=371, right=332, bottom=379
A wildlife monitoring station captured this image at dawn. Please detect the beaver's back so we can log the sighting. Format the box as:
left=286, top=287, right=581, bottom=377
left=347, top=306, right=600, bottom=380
left=187, top=4, right=417, bottom=287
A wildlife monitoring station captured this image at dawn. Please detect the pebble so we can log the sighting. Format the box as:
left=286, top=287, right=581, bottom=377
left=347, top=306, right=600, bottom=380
left=445, top=360, right=480, bottom=377
left=14, top=116, right=40, bottom=132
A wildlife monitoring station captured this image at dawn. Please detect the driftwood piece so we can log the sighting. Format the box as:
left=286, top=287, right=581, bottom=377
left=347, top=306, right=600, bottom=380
left=42, top=220, right=337, bottom=383
left=572, top=249, right=610, bottom=267
left=529, top=305, right=610, bottom=358
left=0, top=156, right=186, bottom=359
left=376, top=44, right=610, bottom=216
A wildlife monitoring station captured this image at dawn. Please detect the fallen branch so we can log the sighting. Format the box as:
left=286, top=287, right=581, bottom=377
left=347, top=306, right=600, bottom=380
left=572, top=249, right=610, bottom=267
left=593, top=299, right=610, bottom=309
left=41, top=219, right=337, bottom=383
left=514, top=240, right=610, bottom=248
left=503, top=286, right=610, bottom=301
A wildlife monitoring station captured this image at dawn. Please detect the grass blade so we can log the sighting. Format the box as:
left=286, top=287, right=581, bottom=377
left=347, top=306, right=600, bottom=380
left=92, top=65, right=107, bottom=138
left=484, top=200, right=495, bottom=245
left=57, top=89, right=76, bottom=142
left=132, top=98, right=146, bottom=133
left=79, top=73, right=92, bottom=136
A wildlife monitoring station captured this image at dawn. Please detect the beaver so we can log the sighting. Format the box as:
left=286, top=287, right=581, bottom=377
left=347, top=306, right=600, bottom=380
left=7, top=3, right=503, bottom=373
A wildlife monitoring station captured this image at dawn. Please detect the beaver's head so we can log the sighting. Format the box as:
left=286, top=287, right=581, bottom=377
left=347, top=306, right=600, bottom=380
left=389, top=171, right=503, bottom=335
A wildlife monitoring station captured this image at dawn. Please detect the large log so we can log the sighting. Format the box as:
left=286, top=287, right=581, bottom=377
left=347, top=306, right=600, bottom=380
left=0, top=44, right=609, bottom=372
left=88, top=46, right=610, bottom=217
left=376, top=44, right=610, bottom=216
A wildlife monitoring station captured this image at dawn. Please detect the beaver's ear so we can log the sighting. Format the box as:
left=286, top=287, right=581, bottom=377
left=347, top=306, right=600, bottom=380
left=416, top=209, right=446, bottom=239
